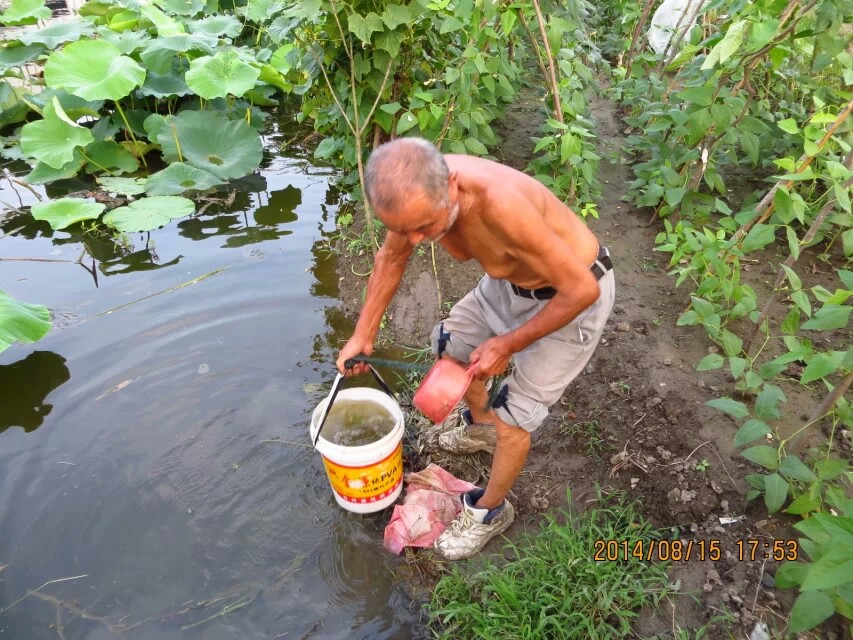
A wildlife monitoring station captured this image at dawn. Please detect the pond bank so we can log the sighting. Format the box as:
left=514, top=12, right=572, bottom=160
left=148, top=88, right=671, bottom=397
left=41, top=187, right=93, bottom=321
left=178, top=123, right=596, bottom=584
left=334, top=76, right=822, bottom=637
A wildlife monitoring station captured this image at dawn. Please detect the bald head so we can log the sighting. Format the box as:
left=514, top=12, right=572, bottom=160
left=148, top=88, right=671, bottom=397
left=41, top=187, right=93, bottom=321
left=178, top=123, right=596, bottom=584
left=364, top=138, right=450, bottom=214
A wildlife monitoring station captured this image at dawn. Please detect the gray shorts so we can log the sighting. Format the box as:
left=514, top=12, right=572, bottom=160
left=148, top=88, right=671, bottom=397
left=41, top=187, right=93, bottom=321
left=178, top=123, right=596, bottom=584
left=430, top=269, right=615, bottom=432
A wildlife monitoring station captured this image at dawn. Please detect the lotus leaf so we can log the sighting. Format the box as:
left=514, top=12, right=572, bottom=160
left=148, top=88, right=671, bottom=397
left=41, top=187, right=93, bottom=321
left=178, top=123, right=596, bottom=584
left=263, top=15, right=298, bottom=44
left=0, top=0, right=51, bottom=26
left=103, top=196, right=195, bottom=232
left=157, top=0, right=205, bottom=16
left=30, top=197, right=106, bottom=230
left=185, top=50, right=260, bottom=99
left=98, top=176, right=148, bottom=196
left=121, top=140, right=156, bottom=159
left=0, top=83, right=29, bottom=129
left=24, top=152, right=86, bottom=184
left=270, top=43, right=295, bottom=73
left=140, top=34, right=217, bottom=74
left=113, top=108, right=151, bottom=138
left=45, top=40, right=145, bottom=101
left=0, top=44, right=44, bottom=73
left=91, top=117, right=121, bottom=142
left=145, top=163, right=222, bottom=195
left=78, top=2, right=113, bottom=16
left=143, top=112, right=167, bottom=142
left=84, top=141, right=139, bottom=174
left=20, top=98, right=94, bottom=169
left=97, top=28, right=151, bottom=55
left=105, top=8, right=140, bottom=31
left=257, top=64, right=291, bottom=92
left=243, top=0, right=278, bottom=22
left=1, top=137, right=28, bottom=161
left=139, top=3, right=184, bottom=36
left=18, top=20, right=95, bottom=48
left=157, top=110, right=262, bottom=180
left=27, top=88, right=103, bottom=121
left=140, top=65, right=191, bottom=98
left=0, top=291, right=52, bottom=354
left=245, top=86, right=278, bottom=107
left=188, top=14, right=242, bottom=38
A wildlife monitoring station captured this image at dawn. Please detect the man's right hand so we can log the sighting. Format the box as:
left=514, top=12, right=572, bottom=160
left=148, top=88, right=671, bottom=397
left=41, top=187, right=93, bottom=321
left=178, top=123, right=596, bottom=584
left=337, top=334, right=374, bottom=376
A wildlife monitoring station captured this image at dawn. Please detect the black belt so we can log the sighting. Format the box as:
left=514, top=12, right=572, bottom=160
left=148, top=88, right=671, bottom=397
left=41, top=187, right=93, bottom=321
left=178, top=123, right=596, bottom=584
left=509, top=245, right=612, bottom=300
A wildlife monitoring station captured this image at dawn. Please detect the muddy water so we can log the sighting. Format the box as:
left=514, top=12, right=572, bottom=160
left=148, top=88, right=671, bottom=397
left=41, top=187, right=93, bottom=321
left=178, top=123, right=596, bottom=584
left=0, top=124, right=422, bottom=638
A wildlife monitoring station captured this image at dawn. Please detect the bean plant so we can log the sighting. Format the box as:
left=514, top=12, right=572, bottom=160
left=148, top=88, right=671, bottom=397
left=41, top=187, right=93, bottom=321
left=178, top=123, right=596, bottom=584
left=592, top=0, right=852, bottom=632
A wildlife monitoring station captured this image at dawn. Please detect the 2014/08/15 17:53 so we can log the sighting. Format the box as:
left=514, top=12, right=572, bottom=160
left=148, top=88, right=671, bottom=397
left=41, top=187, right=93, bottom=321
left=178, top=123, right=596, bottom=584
left=593, top=538, right=799, bottom=562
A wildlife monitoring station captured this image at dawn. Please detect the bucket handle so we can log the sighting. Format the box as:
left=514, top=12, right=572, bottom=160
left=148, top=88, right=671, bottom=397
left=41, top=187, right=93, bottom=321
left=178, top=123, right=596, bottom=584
left=312, top=361, right=396, bottom=448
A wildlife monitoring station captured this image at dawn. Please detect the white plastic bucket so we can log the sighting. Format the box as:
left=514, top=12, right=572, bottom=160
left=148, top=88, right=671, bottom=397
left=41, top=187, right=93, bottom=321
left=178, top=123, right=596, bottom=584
left=310, top=383, right=405, bottom=514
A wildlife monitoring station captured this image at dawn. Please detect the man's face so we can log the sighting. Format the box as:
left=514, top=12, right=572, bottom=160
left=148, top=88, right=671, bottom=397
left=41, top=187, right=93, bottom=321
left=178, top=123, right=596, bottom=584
left=378, top=176, right=459, bottom=246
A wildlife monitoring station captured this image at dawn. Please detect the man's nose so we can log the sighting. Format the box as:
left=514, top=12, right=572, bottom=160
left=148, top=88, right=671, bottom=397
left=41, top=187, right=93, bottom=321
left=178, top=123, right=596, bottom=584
left=407, top=232, right=424, bottom=245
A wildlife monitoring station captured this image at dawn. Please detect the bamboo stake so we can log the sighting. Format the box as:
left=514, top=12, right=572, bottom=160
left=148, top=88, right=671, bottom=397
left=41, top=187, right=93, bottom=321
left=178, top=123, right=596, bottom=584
left=624, top=0, right=656, bottom=72
left=731, top=95, right=853, bottom=246
left=531, top=0, right=563, bottom=122
left=518, top=10, right=548, bottom=84
left=743, top=155, right=853, bottom=353
left=806, top=373, right=853, bottom=429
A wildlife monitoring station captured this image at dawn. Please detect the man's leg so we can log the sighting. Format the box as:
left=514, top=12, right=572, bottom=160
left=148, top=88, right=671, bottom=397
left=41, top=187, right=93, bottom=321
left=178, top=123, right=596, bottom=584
left=477, top=416, right=530, bottom=509
left=435, top=270, right=616, bottom=560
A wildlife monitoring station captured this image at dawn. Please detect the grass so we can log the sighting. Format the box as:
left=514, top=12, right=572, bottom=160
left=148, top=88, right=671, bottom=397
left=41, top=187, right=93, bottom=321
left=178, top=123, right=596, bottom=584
left=558, top=415, right=612, bottom=459
left=427, top=490, right=673, bottom=640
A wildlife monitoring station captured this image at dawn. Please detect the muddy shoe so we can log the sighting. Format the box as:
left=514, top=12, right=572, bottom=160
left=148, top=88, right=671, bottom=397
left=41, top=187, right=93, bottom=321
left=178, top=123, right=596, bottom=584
left=435, top=488, right=515, bottom=560
left=438, top=410, right=497, bottom=454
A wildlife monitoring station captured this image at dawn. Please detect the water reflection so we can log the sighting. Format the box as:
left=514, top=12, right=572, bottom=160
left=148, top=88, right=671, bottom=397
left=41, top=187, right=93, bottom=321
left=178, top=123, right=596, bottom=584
left=0, top=351, right=70, bottom=433
left=178, top=184, right=301, bottom=248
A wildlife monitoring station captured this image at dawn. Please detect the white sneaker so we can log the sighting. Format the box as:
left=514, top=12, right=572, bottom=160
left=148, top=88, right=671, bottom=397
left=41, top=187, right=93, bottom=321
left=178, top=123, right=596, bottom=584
left=434, top=489, right=515, bottom=560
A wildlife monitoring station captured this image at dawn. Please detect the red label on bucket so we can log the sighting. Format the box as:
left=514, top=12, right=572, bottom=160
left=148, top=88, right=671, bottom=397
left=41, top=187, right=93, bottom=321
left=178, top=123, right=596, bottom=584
left=321, top=442, right=403, bottom=504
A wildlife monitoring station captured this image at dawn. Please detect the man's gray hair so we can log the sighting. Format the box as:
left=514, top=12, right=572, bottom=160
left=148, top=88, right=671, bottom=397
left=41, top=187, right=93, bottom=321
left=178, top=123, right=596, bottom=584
left=364, top=138, right=449, bottom=213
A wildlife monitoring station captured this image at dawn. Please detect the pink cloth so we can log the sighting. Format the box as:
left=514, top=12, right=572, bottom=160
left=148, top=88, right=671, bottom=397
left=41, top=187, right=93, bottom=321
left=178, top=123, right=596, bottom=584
left=383, top=464, right=477, bottom=555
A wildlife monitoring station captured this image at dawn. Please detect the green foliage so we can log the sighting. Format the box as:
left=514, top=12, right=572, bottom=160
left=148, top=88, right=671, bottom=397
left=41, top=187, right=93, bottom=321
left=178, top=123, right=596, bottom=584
left=30, top=197, right=105, bottom=230
left=595, top=2, right=852, bottom=632
left=428, top=491, right=671, bottom=639
left=20, top=98, right=94, bottom=169
left=776, top=511, right=853, bottom=632
left=156, top=110, right=263, bottom=180
left=0, top=291, right=52, bottom=354
left=0, top=0, right=50, bottom=26
left=526, top=6, right=602, bottom=214
left=144, top=162, right=222, bottom=196
left=44, top=39, right=146, bottom=101
left=102, top=196, right=195, bottom=232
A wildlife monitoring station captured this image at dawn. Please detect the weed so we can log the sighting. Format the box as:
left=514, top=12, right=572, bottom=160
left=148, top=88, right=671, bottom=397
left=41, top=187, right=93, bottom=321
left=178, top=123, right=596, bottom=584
left=558, top=415, right=611, bottom=458
left=694, top=459, right=709, bottom=473
left=428, top=489, right=672, bottom=639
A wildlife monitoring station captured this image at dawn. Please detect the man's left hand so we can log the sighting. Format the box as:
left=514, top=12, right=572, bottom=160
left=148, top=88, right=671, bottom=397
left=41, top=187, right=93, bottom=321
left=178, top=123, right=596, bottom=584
left=469, top=337, right=512, bottom=380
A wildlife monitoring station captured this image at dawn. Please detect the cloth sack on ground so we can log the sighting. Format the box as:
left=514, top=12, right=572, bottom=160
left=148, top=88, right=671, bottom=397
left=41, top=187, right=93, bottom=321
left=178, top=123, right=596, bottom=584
left=383, top=463, right=477, bottom=555
left=648, top=0, right=707, bottom=57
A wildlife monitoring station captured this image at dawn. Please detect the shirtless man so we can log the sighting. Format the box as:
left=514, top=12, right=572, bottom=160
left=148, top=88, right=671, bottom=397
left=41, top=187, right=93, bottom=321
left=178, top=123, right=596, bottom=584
left=337, top=138, right=615, bottom=560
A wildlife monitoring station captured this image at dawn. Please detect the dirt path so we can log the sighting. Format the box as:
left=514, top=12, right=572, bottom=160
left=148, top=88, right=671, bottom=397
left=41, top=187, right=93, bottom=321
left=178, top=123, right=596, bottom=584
left=337, top=81, right=802, bottom=636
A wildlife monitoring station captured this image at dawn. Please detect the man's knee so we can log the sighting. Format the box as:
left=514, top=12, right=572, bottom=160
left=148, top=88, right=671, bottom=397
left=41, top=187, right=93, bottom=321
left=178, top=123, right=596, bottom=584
left=430, top=322, right=475, bottom=363
left=492, top=383, right=551, bottom=433
left=495, top=419, right=531, bottom=445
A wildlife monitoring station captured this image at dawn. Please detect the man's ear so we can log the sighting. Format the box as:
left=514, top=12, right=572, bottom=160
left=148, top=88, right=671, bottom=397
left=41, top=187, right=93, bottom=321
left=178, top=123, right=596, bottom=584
left=448, top=171, right=458, bottom=201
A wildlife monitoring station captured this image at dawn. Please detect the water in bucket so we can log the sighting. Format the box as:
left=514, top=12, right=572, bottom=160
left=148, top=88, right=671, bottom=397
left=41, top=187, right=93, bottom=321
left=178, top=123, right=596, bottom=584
left=321, top=398, right=396, bottom=447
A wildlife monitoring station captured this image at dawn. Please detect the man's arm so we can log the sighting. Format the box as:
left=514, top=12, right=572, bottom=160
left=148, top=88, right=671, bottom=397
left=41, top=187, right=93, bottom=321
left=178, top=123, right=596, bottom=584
left=352, top=230, right=414, bottom=344
left=337, top=230, right=413, bottom=374
left=493, top=197, right=600, bottom=356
